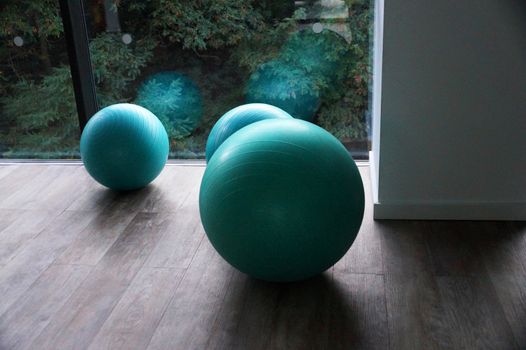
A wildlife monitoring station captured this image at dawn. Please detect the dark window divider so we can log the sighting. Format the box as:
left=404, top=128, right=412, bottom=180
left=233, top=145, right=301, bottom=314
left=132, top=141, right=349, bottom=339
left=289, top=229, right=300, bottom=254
left=59, top=0, right=98, bottom=132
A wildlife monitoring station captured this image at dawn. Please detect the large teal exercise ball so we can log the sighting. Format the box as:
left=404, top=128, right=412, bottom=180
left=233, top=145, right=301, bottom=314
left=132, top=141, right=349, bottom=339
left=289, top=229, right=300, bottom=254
left=205, top=103, right=293, bottom=162
left=80, top=103, right=169, bottom=191
left=136, top=71, right=203, bottom=138
left=199, top=119, right=364, bottom=282
left=245, top=59, right=321, bottom=122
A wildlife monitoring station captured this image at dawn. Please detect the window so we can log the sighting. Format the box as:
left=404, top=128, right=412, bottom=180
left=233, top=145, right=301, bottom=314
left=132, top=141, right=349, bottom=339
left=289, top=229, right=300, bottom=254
left=0, top=0, right=373, bottom=160
left=0, top=0, right=80, bottom=159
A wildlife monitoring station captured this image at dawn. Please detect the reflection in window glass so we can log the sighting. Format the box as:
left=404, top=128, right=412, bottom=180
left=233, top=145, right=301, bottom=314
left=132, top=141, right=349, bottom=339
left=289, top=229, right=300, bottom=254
left=86, top=0, right=373, bottom=159
left=0, top=0, right=80, bottom=159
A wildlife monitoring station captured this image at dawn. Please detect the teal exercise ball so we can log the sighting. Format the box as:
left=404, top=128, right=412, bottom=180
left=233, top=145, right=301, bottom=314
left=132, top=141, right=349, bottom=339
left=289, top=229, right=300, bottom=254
left=199, top=119, right=364, bottom=282
left=245, top=59, right=321, bottom=122
left=80, top=103, right=169, bottom=191
left=136, top=71, right=203, bottom=138
left=205, top=103, right=293, bottom=162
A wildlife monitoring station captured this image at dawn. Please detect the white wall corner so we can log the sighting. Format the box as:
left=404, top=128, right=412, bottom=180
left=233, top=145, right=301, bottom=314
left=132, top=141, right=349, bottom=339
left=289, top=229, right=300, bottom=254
left=368, top=151, right=378, bottom=204
left=370, top=0, right=384, bottom=207
left=371, top=0, right=526, bottom=221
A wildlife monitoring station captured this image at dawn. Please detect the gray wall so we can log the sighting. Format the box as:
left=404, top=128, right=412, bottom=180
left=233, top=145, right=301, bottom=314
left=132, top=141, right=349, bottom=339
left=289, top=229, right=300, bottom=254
left=372, top=0, right=526, bottom=219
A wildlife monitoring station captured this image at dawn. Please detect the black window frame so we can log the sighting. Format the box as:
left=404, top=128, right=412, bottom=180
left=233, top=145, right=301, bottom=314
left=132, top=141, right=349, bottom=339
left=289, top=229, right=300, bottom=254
left=59, top=0, right=98, bottom=131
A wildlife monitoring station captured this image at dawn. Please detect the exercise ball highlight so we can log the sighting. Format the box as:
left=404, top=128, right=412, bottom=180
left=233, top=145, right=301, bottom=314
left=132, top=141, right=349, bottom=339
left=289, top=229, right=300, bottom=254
left=199, top=119, right=364, bottom=282
left=205, top=103, right=293, bottom=162
left=136, top=71, right=203, bottom=138
left=80, top=103, right=169, bottom=191
left=245, top=59, right=321, bottom=121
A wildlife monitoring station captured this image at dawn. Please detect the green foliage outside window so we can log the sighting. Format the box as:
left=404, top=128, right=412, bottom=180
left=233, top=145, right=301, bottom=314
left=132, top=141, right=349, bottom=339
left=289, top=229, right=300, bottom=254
left=0, top=0, right=373, bottom=158
left=0, top=30, right=154, bottom=158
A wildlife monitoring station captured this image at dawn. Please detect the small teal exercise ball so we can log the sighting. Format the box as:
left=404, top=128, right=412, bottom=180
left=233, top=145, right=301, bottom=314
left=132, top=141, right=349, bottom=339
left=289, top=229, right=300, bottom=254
left=205, top=103, right=293, bottom=162
left=136, top=71, right=203, bottom=138
left=199, top=119, right=364, bottom=282
left=245, top=59, right=321, bottom=122
left=80, top=103, right=169, bottom=191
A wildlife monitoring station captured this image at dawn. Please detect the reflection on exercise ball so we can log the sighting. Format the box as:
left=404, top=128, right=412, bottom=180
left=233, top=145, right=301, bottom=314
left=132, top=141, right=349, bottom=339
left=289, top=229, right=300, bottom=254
left=245, top=60, right=321, bottom=122
left=281, top=28, right=350, bottom=87
left=136, top=71, right=203, bottom=138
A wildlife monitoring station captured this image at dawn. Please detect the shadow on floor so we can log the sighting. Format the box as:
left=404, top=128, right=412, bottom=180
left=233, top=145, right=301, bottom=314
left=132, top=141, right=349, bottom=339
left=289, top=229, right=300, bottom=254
left=212, top=271, right=373, bottom=350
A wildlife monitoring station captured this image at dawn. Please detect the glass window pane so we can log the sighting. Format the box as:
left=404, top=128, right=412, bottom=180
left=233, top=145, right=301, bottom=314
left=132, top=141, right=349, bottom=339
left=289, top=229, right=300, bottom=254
left=85, top=0, right=373, bottom=159
left=0, top=0, right=80, bottom=159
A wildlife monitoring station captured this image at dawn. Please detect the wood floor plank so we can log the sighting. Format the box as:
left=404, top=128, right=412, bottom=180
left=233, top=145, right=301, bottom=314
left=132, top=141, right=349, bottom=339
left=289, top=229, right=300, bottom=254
left=64, top=169, right=117, bottom=212
left=0, top=210, right=95, bottom=316
left=202, top=271, right=252, bottom=350
left=111, top=168, right=174, bottom=213
left=55, top=205, right=137, bottom=266
left=103, top=185, right=159, bottom=213
left=482, top=270, right=526, bottom=349
left=140, top=166, right=204, bottom=213
left=146, top=239, right=236, bottom=350
left=67, top=166, right=198, bottom=212
left=470, top=221, right=526, bottom=348
left=504, top=221, right=526, bottom=272
left=468, top=221, right=526, bottom=275
left=0, top=210, right=56, bottom=265
left=205, top=273, right=335, bottom=350
left=0, top=264, right=92, bottom=350
left=269, top=277, right=333, bottom=350
left=436, top=275, right=519, bottom=349
left=0, top=166, right=69, bottom=211
left=328, top=272, right=389, bottom=350
left=380, top=220, right=450, bottom=350
left=334, top=166, right=383, bottom=275
left=384, top=273, right=450, bottom=350
left=22, top=166, right=93, bottom=213
left=268, top=274, right=334, bottom=350
left=67, top=167, right=171, bottom=214
left=0, top=209, right=21, bottom=235
left=216, top=275, right=281, bottom=350
left=0, top=165, right=19, bottom=181
left=425, top=221, right=521, bottom=348
left=380, top=221, right=435, bottom=276
left=81, top=166, right=198, bottom=216
left=30, top=212, right=169, bottom=350
left=145, top=185, right=203, bottom=269
left=205, top=271, right=387, bottom=350
left=0, top=165, right=51, bottom=206
left=88, top=267, right=185, bottom=350
left=145, top=209, right=204, bottom=269
left=426, top=221, right=486, bottom=276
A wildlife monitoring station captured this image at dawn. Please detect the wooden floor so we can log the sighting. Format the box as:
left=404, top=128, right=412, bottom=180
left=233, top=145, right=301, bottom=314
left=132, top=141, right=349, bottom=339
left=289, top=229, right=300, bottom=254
left=0, top=164, right=524, bottom=350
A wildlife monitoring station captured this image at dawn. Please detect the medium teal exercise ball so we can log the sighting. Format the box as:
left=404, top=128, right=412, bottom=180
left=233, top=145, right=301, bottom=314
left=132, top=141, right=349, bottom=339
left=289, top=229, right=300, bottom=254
left=245, top=59, right=321, bottom=121
left=205, top=103, right=292, bottom=162
left=136, top=71, right=203, bottom=138
left=199, top=119, right=364, bottom=282
left=80, top=103, right=169, bottom=191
